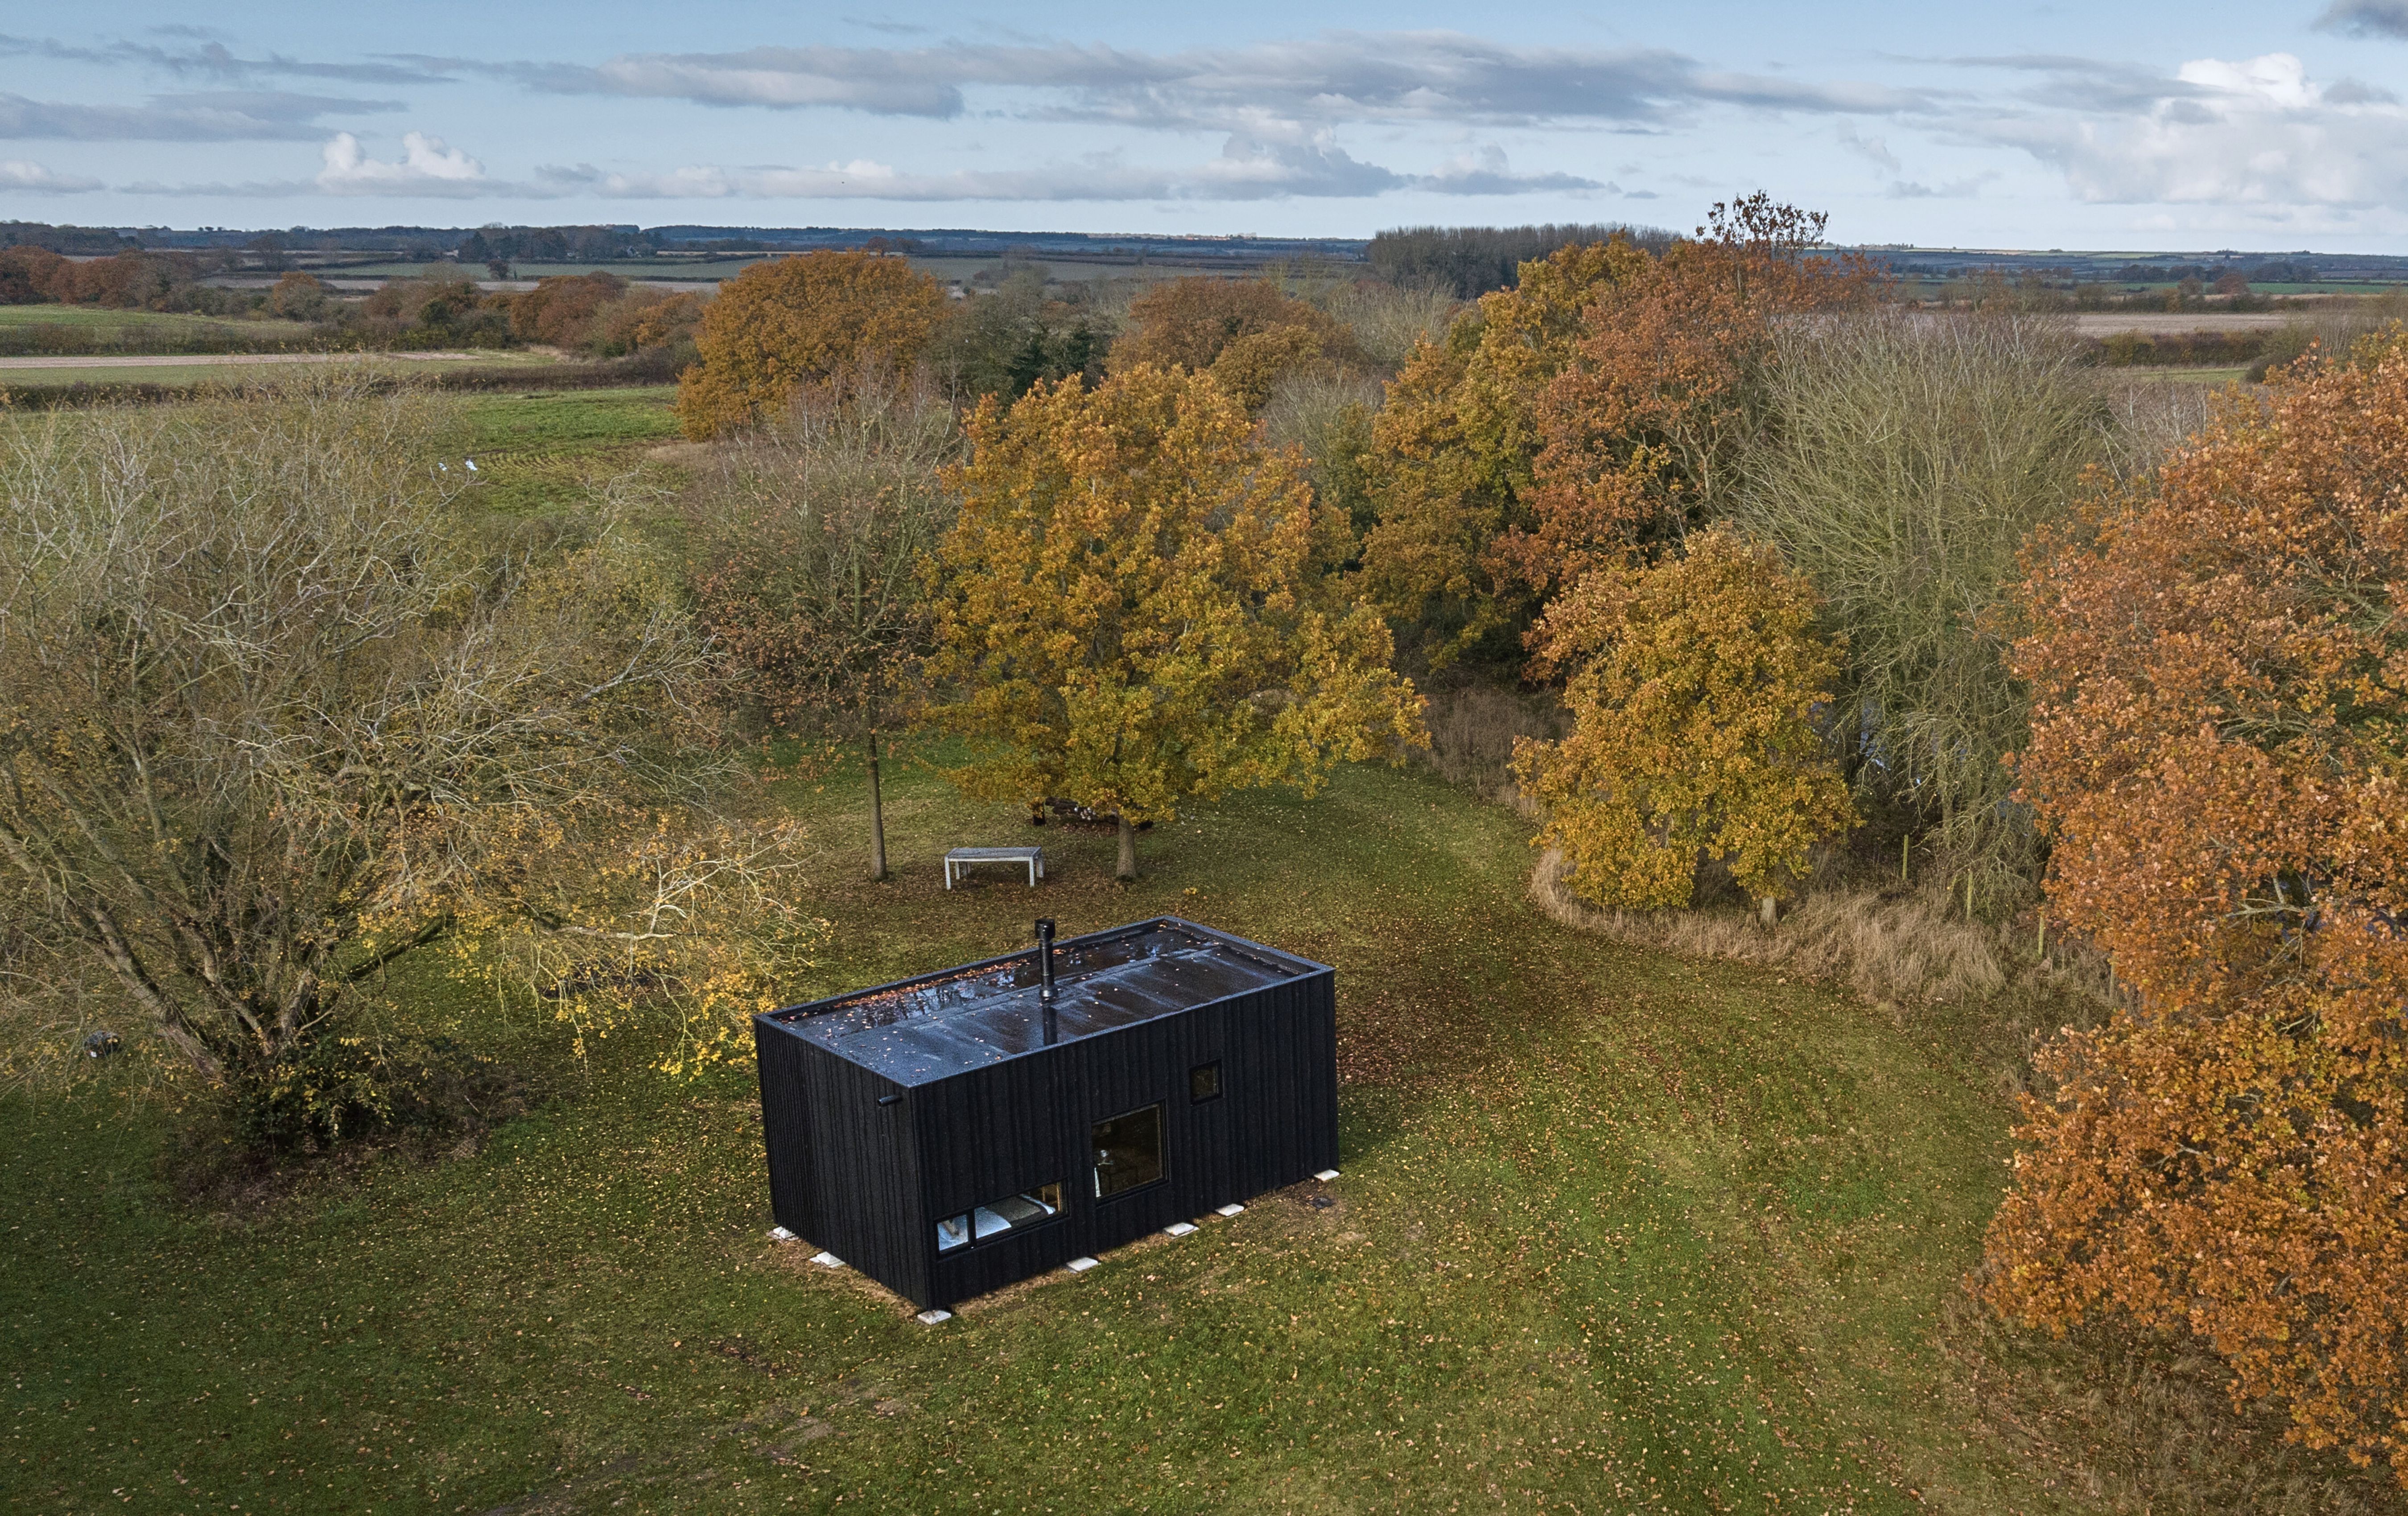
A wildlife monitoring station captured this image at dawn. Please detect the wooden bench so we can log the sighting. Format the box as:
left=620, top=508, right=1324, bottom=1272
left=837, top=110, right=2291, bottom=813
left=944, top=845, right=1046, bottom=890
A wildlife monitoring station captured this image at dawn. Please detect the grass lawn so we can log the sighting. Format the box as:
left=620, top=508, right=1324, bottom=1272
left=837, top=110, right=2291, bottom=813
left=2, top=737, right=2092, bottom=1514
left=453, top=385, right=688, bottom=516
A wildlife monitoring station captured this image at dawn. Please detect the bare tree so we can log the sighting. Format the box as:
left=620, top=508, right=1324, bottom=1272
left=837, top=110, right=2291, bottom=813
left=683, top=376, right=960, bottom=881
left=0, top=379, right=812, bottom=1119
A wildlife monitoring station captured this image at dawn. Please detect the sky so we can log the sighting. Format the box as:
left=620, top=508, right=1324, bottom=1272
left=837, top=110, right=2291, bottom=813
left=2, top=1, right=2405, bottom=251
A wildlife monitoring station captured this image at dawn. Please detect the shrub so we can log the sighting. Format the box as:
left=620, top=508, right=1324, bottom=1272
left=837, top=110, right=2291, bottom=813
left=1731, top=311, right=2119, bottom=898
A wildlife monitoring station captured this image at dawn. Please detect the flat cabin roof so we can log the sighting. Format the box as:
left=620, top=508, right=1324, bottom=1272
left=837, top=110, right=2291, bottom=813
left=760, top=919, right=1313, bottom=1086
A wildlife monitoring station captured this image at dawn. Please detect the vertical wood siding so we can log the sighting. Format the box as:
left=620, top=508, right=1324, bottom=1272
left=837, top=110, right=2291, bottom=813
left=754, top=924, right=1336, bottom=1311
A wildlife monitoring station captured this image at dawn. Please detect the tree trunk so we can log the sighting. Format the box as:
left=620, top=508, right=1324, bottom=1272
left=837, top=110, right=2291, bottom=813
left=866, top=729, right=888, bottom=882
left=1116, top=814, right=1138, bottom=881
left=1759, top=895, right=1778, bottom=927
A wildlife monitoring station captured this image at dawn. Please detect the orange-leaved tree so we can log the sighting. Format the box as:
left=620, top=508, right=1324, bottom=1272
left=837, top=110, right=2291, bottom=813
left=1513, top=528, right=1854, bottom=918
left=509, top=271, right=627, bottom=346
left=675, top=251, right=946, bottom=439
left=1360, top=236, right=1651, bottom=665
left=1108, top=276, right=1361, bottom=411
left=1503, top=198, right=1870, bottom=597
left=1361, top=198, right=1866, bottom=668
left=1983, top=328, right=2408, bottom=1482
left=925, top=364, right=1427, bottom=879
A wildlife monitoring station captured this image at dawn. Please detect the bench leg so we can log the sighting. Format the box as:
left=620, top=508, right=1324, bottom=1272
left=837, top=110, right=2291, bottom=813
left=944, top=861, right=953, bottom=890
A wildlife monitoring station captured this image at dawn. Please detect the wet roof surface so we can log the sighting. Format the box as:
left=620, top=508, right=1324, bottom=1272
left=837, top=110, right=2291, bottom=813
left=766, top=920, right=1305, bottom=1085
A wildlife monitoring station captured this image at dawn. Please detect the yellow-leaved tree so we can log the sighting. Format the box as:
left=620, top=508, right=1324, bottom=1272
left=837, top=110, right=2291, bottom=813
left=675, top=251, right=947, bottom=439
left=1513, top=529, right=1854, bottom=919
left=926, top=364, right=1428, bottom=878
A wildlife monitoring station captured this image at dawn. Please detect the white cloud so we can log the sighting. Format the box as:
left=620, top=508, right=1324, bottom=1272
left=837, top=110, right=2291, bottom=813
left=0, top=158, right=100, bottom=191
left=316, top=130, right=489, bottom=195
left=1972, top=53, right=2408, bottom=208
left=585, top=132, right=1597, bottom=203
left=1420, top=144, right=1606, bottom=195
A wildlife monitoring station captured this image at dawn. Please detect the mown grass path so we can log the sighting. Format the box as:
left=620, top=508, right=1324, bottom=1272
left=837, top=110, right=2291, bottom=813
left=3, top=749, right=2076, bottom=1513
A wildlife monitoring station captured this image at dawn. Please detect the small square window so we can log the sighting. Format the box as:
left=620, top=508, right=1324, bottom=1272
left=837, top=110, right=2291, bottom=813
left=1190, top=1061, right=1222, bottom=1103
left=1092, top=1104, right=1165, bottom=1199
left=936, top=1213, right=971, bottom=1252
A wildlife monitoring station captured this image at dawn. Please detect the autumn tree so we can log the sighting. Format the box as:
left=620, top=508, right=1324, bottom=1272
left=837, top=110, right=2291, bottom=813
left=684, top=377, right=960, bottom=880
left=1109, top=276, right=1361, bottom=411
left=1983, top=328, right=2408, bottom=1482
left=925, top=364, right=1427, bottom=879
left=1360, top=237, right=1650, bottom=665
left=1513, top=529, right=1855, bottom=920
left=0, top=244, right=66, bottom=304
left=0, top=381, right=817, bottom=1139
left=675, top=251, right=947, bottom=439
left=1362, top=199, right=1866, bottom=666
left=266, top=270, right=332, bottom=321
left=1505, top=202, right=1868, bottom=595
left=509, top=270, right=627, bottom=346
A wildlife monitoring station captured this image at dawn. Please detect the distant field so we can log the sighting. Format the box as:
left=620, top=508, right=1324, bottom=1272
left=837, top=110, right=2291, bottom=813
left=309, top=256, right=1285, bottom=292
left=0, top=305, right=264, bottom=332
left=2071, top=310, right=2299, bottom=334
left=0, top=350, right=555, bottom=392
left=333, top=257, right=767, bottom=284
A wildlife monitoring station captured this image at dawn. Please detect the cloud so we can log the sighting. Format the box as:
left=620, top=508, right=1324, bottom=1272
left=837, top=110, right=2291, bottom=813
left=1967, top=53, right=2408, bottom=207
left=1420, top=144, right=1606, bottom=194
left=1836, top=123, right=1902, bottom=173
left=317, top=130, right=495, bottom=195
left=2317, top=0, right=2408, bottom=38
left=586, top=132, right=1595, bottom=203
left=517, top=31, right=1938, bottom=129
left=1888, top=172, right=2000, bottom=198
left=0, top=32, right=448, bottom=85
left=0, top=89, right=396, bottom=140
left=0, top=158, right=100, bottom=191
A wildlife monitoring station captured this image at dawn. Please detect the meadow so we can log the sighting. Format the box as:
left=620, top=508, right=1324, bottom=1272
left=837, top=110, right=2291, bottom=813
left=6, top=739, right=2058, bottom=1514
left=5, top=383, right=2395, bottom=1516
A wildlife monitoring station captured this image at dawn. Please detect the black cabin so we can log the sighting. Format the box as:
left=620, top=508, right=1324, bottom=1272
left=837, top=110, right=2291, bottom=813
left=751, top=917, right=1337, bottom=1310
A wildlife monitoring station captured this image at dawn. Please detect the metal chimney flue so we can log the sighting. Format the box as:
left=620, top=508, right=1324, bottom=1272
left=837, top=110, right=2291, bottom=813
left=1035, top=918, right=1059, bottom=1045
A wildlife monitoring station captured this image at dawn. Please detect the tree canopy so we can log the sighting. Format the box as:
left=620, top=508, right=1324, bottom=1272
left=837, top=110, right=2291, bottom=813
left=1983, top=328, right=2408, bottom=1482
left=0, top=383, right=815, bottom=1135
left=925, top=364, right=1426, bottom=877
left=1109, top=277, right=1361, bottom=412
left=1513, top=528, right=1855, bottom=912
left=675, top=251, right=947, bottom=439
left=1361, top=201, right=1867, bottom=670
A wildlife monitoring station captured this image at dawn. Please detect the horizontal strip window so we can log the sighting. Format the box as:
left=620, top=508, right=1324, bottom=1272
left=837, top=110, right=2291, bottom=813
left=937, top=1182, right=1064, bottom=1253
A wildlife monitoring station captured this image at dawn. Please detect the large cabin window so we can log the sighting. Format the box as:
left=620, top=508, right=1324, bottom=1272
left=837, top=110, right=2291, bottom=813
left=938, top=1184, right=1062, bottom=1253
left=1092, top=1104, right=1164, bottom=1199
left=974, top=1183, right=1063, bottom=1240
